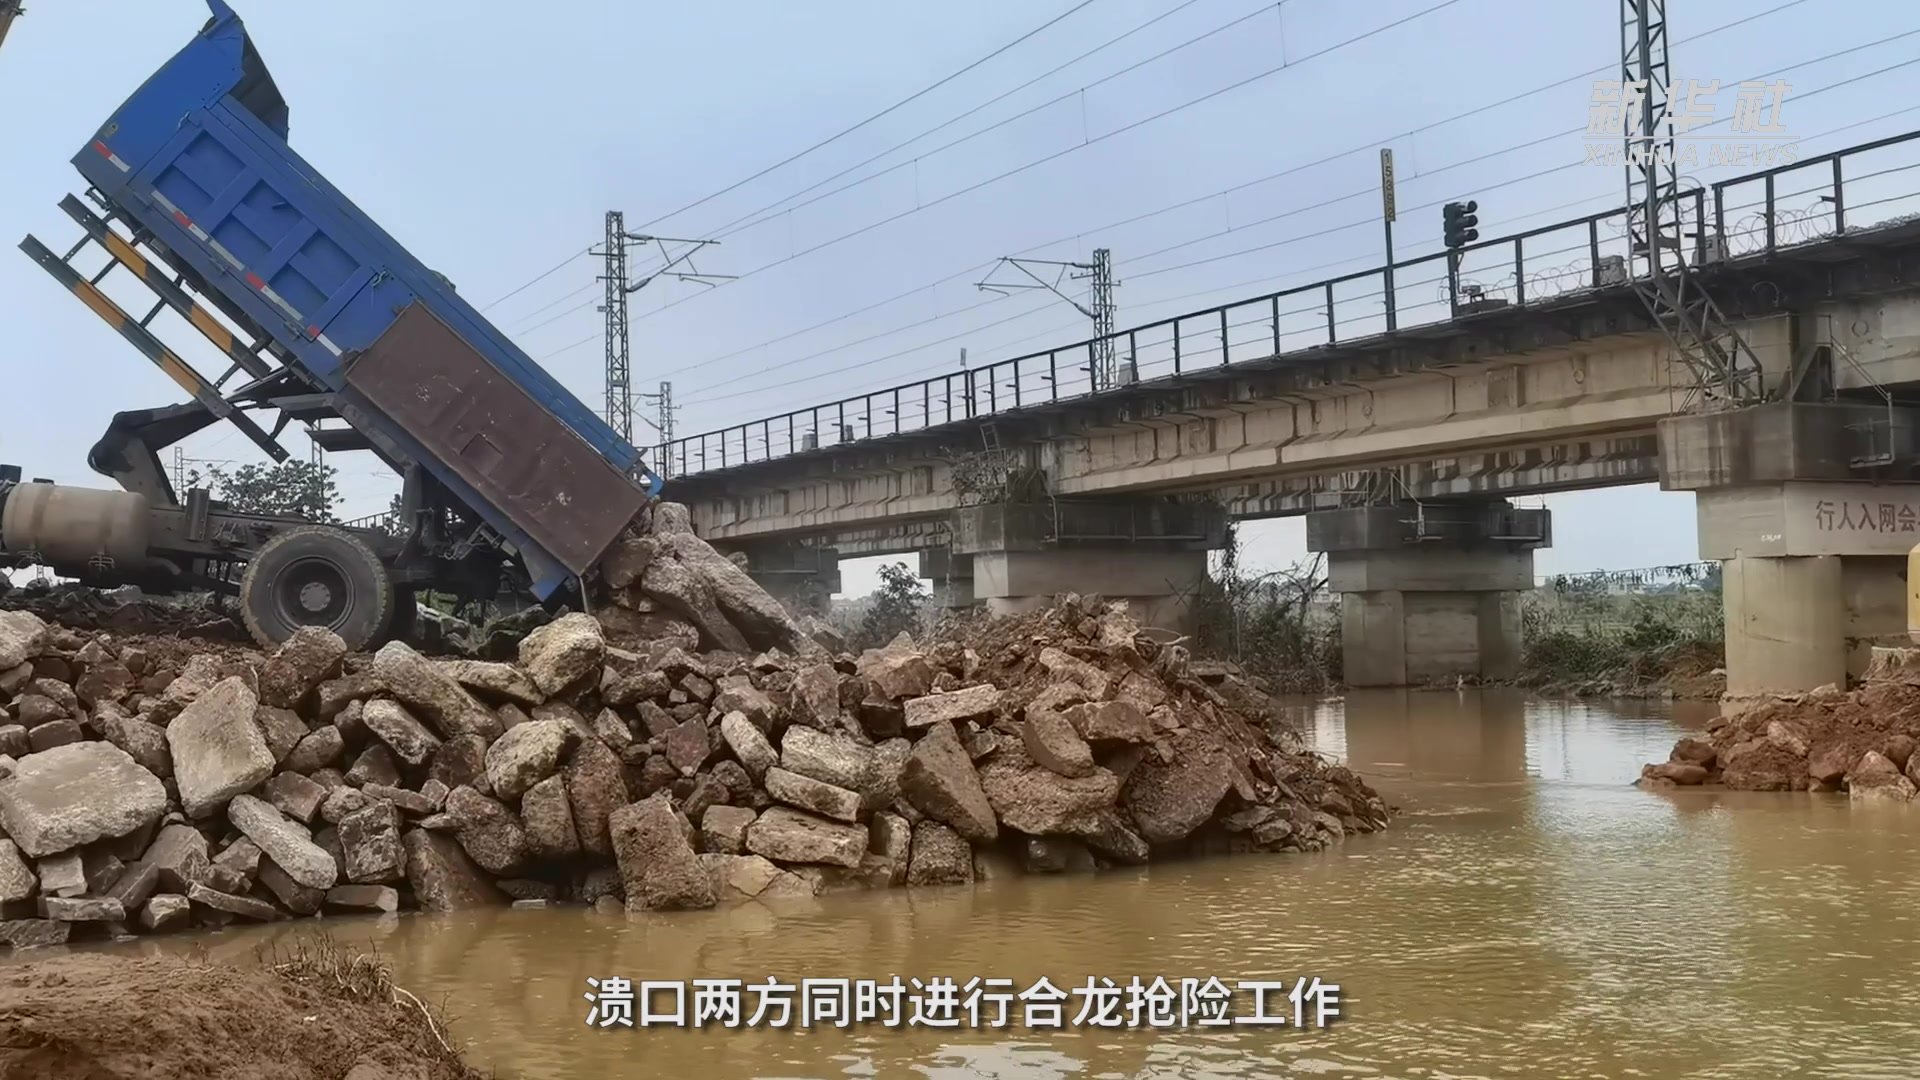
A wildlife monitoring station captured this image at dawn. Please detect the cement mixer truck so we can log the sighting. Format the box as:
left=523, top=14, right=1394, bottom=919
left=0, top=1, right=660, bottom=649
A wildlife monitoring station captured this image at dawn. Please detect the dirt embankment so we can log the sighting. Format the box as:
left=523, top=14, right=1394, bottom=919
left=1644, top=649, right=1920, bottom=796
left=0, top=945, right=481, bottom=1080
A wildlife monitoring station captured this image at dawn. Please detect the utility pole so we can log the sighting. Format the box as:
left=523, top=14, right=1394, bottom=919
left=597, top=213, right=733, bottom=446
left=1620, top=0, right=1763, bottom=406
left=1379, top=149, right=1397, bottom=332
left=600, top=211, right=633, bottom=444
left=977, top=250, right=1118, bottom=389
left=640, top=381, right=676, bottom=475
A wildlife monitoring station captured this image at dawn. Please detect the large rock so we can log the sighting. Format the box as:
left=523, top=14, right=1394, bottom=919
left=518, top=613, right=606, bottom=697
left=702, top=804, right=757, bottom=854
left=369, top=641, right=502, bottom=741
left=521, top=774, right=581, bottom=860
left=1849, top=750, right=1917, bottom=801
left=1064, top=700, right=1152, bottom=744
left=337, top=801, right=405, bottom=883
left=430, top=733, right=492, bottom=796
left=663, top=717, right=710, bottom=776
left=779, top=726, right=876, bottom=793
left=641, top=553, right=751, bottom=654
left=484, top=719, right=576, bottom=802
left=362, top=699, right=442, bottom=766
left=0, top=840, right=35, bottom=903
left=258, top=626, right=347, bottom=709
left=227, top=793, right=338, bottom=890
left=701, top=853, right=782, bottom=902
left=439, top=659, right=544, bottom=706
left=1123, top=730, right=1235, bottom=845
left=283, top=726, right=344, bottom=774
left=745, top=806, right=867, bottom=868
left=653, top=525, right=803, bottom=652
left=720, top=711, right=776, bottom=780
left=0, top=741, right=166, bottom=857
left=857, top=643, right=934, bottom=701
left=445, top=785, right=527, bottom=874
left=252, top=706, right=309, bottom=765
left=144, top=823, right=210, bottom=892
left=905, top=821, right=973, bottom=886
left=899, top=721, right=997, bottom=843
left=167, top=676, right=274, bottom=819
left=790, top=664, right=844, bottom=728
left=609, top=794, right=715, bottom=910
left=0, top=612, right=48, bottom=671
left=403, top=829, right=504, bottom=911
left=903, top=685, right=1001, bottom=729
left=563, top=738, right=628, bottom=859
left=262, top=771, right=327, bottom=824
left=763, top=767, right=862, bottom=822
left=978, top=744, right=1119, bottom=838
left=1021, top=714, right=1095, bottom=778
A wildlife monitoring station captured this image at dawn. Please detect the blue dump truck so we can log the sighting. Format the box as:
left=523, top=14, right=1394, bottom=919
left=0, top=0, right=659, bottom=648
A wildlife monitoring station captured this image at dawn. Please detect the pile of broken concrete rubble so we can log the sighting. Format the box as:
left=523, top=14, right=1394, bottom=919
left=1643, top=647, right=1920, bottom=797
left=0, top=504, right=1387, bottom=948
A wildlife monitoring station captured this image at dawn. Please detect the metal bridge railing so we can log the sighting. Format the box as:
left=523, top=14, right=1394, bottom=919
left=662, top=129, right=1920, bottom=479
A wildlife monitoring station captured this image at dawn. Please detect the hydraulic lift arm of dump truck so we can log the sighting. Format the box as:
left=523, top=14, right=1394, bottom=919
left=0, top=0, right=663, bottom=649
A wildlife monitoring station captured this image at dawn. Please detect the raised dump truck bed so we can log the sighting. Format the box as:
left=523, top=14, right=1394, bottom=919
left=5, top=0, right=656, bottom=647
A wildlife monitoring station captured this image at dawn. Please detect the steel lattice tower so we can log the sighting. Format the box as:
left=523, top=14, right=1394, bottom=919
left=1621, top=0, right=1763, bottom=406
left=601, top=210, right=634, bottom=443
left=1087, top=248, right=1116, bottom=388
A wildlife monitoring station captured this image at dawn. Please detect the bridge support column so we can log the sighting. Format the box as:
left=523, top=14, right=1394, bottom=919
left=1307, top=501, right=1550, bottom=688
left=736, top=545, right=840, bottom=619
left=1661, top=403, right=1920, bottom=703
left=949, top=501, right=1228, bottom=634
left=919, top=548, right=975, bottom=609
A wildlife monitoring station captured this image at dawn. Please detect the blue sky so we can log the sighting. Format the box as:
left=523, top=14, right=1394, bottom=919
left=2, top=0, right=1916, bottom=595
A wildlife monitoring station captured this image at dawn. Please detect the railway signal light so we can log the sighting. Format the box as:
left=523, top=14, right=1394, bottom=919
left=1443, top=200, right=1480, bottom=250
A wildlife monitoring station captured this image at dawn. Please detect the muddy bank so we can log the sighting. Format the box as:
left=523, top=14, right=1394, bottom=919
left=0, top=945, right=480, bottom=1080
left=1517, top=640, right=1727, bottom=701
left=1643, top=648, right=1920, bottom=796
left=0, top=502, right=1386, bottom=949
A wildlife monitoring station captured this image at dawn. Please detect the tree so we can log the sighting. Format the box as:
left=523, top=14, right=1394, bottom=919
left=855, top=561, right=928, bottom=650
left=190, top=460, right=342, bottom=521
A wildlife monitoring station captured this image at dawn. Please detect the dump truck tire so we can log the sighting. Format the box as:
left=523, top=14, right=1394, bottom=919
left=241, top=526, right=394, bottom=650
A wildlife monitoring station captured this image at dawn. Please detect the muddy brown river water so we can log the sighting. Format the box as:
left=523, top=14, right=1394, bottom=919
left=96, top=689, right=1920, bottom=1078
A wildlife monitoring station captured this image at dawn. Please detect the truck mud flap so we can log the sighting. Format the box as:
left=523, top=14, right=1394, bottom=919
left=341, top=302, right=644, bottom=577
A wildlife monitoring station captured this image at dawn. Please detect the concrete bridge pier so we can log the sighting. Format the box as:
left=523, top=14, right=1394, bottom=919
left=735, top=544, right=841, bottom=619
left=948, top=500, right=1228, bottom=633
left=918, top=547, right=975, bottom=609
left=1661, top=403, right=1920, bottom=703
left=1307, top=501, right=1551, bottom=687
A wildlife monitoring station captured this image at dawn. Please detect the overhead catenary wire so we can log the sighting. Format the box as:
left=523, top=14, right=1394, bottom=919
left=677, top=70, right=1920, bottom=418
left=635, top=0, right=1814, bottom=379
left=637, top=0, right=1100, bottom=231
left=626, top=0, right=1471, bottom=329
left=699, top=0, right=1281, bottom=242
left=672, top=22, right=1908, bottom=404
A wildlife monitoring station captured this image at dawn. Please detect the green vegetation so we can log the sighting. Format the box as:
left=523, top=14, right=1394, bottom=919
left=1191, top=529, right=1341, bottom=693
left=1519, top=565, right=1724, bottom=692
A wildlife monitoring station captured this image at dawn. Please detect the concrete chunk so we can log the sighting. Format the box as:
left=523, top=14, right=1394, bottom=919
left=362, top=699, right=442, bottom=766
left=745, top=806, right=867, bottom=868
left=0, top=741, right=167, bottom=857
left=167, top=677, right=273, bottom=819
left=764, top=767, right=862, bottom=822
left=228, top=793, right=338, bottom=890
left=609, top=794, right=714, bottom=910
left=903, top=685, right=1001, bottom=729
